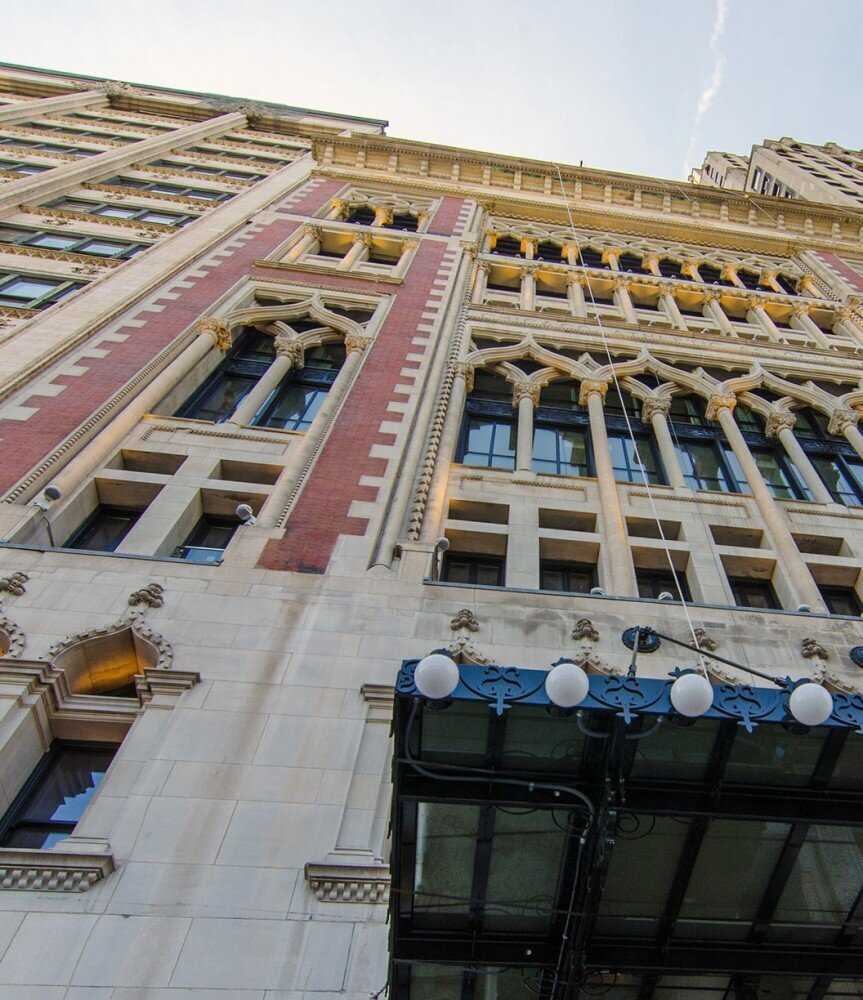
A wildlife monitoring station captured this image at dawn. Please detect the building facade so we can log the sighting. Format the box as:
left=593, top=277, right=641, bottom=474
left=0, top=62, right=861, bottom=998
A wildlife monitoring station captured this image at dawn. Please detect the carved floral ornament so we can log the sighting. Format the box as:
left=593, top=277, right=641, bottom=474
left=455, top=338, right=863, bottom=431
left=0, top=572, right=28, bottom=658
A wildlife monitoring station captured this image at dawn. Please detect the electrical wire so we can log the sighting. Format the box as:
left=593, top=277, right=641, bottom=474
left=553, top=164, right=708, bottom=676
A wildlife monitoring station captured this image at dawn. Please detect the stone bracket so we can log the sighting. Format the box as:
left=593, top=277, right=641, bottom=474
left=305, top=862, right=391, bottom=904
left=0, top=846, right=114, bottom=892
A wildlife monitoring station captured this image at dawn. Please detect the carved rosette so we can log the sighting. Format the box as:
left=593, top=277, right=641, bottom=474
left=128, top=582, right=165, bottom=610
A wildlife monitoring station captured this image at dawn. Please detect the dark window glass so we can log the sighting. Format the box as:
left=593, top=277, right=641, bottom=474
left=636, top=569, right=691, bottom=601
left=608, top=433, right=662, bottom=484
left=577, top=247, right=608, bottom=269
left=256, top=382, right=327, bottom=430
left=346, top=205, right=376, bottom=225
left=676, top=440, right=736, bottom=492
left=0, top=274, right=81, bottom=308
left=617, top=252, right=648, bottom=274
left=819, top=586, right=862, bottom=617
left=729, top=577, right=781, bottom=609
left=532, top=425, right=588, bottom=477
left=95, top=205, right=138, bottom=219
left=812, top=456, right=863, bottom=506
left=540, top=561, right=596, bottom=594
left=461, top=417, right=516, bottom=470
left=175, top=516, right=238, bottom=563
left=65, top=506, right=141, bottom=552
left=180, top=371, right=255, bottom=423
left=28, top=232, right=79, bottom=250
left=0, top=743, right=117, bottom=849
left=657, top=258, right=684, bottom=279
left=388, top=212, right=418, bottom=231
left=442, top=553, right=504, bottom=587
left=534, top=241, right=562, bottom=262
left=669, top=395, right=707, bottom=426
left=491, top=235, right=522, bottom=257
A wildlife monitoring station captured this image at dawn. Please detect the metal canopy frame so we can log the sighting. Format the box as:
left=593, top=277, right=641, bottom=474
left=389, top=660, right=863, bottom=1000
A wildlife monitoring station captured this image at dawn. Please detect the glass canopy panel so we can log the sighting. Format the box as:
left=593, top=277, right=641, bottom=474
left=408, top=963, right=538, bottom=1000
left=498, top=705, right=586, bottom=772
left=413, top=802, right=479, bottom=925
left=653, top=975, right=731, bottom=1000
left=483, top=806, right=568, bottom=932
left=597, top=816, right=690, bottom=937
left=629, top=718, right=719, bottom=782
left=829, top=737, right=863, bottom=790
left=417, top=701, right=490, bottom=765
left=724, top=725, right=826, bottom=786
left=675, top=820, right=791, bottom=940
left=772, top=825, right=863, bottom=937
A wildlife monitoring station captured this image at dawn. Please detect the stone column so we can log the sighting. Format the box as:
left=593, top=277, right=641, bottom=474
left=766, top=409, right=833, bottom=505
left=642, top=397, right=687, bottom=489
left=747, top=297, right=781, bottom=339
left=373, top=206, right=392, bottom=226
left=0, top=110, right=247, bottom=215
left=790, top=304, right=830, bottom=348
left=0, top=88, right=109, bottom=125
left=709, top=394, right=826, bottom=611
left=660, top=291, right=687, bottom=330
left=338, top=233, right=371, bottom=270
left=260, top=334, right=371, bottom=527
left=829, top=406, right=863, bottom=460
left=567, top=273, right=588, bottom=318
left=514, top=383, right=538, bottom=473
left=520, top=267, right=536, bottom=311
left=703, top=291, right=736, bottom=335
left=471, top=261, right=489, bottom=304
left=420, top=365, right=471, bottom=543
left=833, top=307, right=863, bottom=346
left=581, top=379, right=637, bottom=597
left=324, top=198, right=346, bottom=221
left=228, top=336, right=302, bottom=426
left=50, top=319, right=234, bottom=497
left=286, top=225, right=321, bottom=261
left=563, top=243, right=579, bottom=267
left=614, top=278, right=638, bottom=323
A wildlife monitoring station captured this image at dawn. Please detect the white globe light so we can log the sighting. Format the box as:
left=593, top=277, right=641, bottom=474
left=789, top=682, right=833, bottom=727
left=414, top=653, right=460, bottom=700
left=545, top=661, right=590, bottom=709
left=670, top=673, right=714, bottom=718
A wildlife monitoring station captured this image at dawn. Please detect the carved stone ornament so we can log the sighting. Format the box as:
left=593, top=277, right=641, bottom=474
left=692, top=627, right=718, bottom=652
left=196, top=317, right=233, bottom=353
left=828, top=406, right=860, bottom=436
left=344, top=332, right=372, bottom=355
left=305, top=863, right=390, bottom=904
left=640, top=397, right=671, bottom=423
left=578, top=379, right=609, bottom=406
left=450, top=608, right=480, bottom=632
left=572, top=618, right=599, bottom=642
left=454, top=361, right=475, bottom=394
left=46, top=612, right=173, bottom=674
left=0, top=613, right=25, bottom=657
left=274, top=335, right=305, bottom=365
left=0, top=571, right=28, bottom=597
left=512, top=382, right=541, bottom=407
left=0, top=849, right=114, bottom=893
left=765, top=408, right=796, bottom=437
left=128, top=582, right=165, bottom=610
left=802, top=636, right=829, bottom=660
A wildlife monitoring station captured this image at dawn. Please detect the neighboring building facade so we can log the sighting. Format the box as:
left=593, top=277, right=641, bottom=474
left=0, top=62, right=861, bottom=997
left=693, top=137, right=863, bottom=208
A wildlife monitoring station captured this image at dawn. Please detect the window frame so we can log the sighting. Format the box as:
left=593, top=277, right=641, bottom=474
left=0, top=225, right=145, bottom=260
left=0, top=271, right=85, bottom=309
left=441, top=552, right=505, bottom=587
left=101, top=176, right=233, bottom=203
left=728, top=576, right=781, bottom=610
left=818, top=585, right=862, bottom=617
left=174, top=515, right=239, bottom=563
left=45, top=197, right=194, bottom=227
left=539, top=559, right=598, bottom=595
left=64, top=504, right=142, bottom=552
left=636, top=568, right=692, bottom=602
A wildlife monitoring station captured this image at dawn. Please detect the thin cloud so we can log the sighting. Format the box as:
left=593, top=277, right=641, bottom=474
left=682, top=0, right=730, bottom=177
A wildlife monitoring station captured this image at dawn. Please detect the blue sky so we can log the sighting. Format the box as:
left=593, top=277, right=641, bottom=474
left=3, top=0, right=861, bottom=181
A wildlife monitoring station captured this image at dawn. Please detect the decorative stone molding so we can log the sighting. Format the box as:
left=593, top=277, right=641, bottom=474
left=0, top=571, right=28, bottom=597
left=274, top=335, right=305, bottom=365
left=578, top=379, right=609, bottom=405
left=46, top=611, right=173, bottom=675
left=572, top=618, right=600, bottom=642
left=640, top=396, right=671, bottom=422
left=344, top=332, right=372, bottom=355
left=305, top=863, right=390, bottom=904
left=802, top=637, right=829, bottom=660
left=828, top=406, right=859, bottom=435
left=195, top=316, right=233, bottom=352
left=765, top=408, right=796, bottom=437
left=0, top=848, right=115, bottom=892
left=512, top=382, right=541, bottom=407
left=450, top=608, right=480, bottom=632
left=454, top=361, right=475, bottom=394
left=136, top=668, right=201, bottom=703
left=0, top=613, right=25, bottom=657
left=693, top=627, right=718, bottom=652
left=127, top=582, right=164, bottom=609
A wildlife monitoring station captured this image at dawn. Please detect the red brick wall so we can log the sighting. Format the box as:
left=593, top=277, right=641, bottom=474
left=814, top=252, right=863, bottom=295
left=259, top=197, right=466, bottom=573
left=0, top=179, right=345, bottom=496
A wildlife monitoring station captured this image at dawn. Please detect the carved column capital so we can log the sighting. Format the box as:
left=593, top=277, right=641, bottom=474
left=578, top=379, right=609, bottom=406
left=791, top=302, right=811, bottom=317
left=453, top=362, right=475, bottom=393
left=705, top=392, right=737, bottom=421
left=513, top=382, right=541, bottom=407
left=828, top=405, right=860, bottom=435
left=641, top=396, right=671, bottom=422
left=566, top=271, right=585, bottom=286
left=344, top=333, right=372, bottom=355
left=301, top=223, right=323, bottom=240
left=765, top=408, right=796, bottom=437
left=274, top=335, right=304, bottom=364
left=196, top=317, right=232, bottom=352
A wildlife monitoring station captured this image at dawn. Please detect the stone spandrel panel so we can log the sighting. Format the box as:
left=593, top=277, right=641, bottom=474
left=0, top=176, right=346, bottom=499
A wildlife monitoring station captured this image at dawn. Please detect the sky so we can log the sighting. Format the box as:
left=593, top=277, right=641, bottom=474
left=2, top=0, right=861, bottom=182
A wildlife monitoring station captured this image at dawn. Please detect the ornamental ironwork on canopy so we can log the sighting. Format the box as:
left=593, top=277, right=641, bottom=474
left=388, top=645, right=863, bottom=1000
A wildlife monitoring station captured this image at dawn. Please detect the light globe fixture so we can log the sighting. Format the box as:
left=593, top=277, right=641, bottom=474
left=670, top=672, right=714, bottom=717
left=545, top=660, right=590, bottom=709
left=414, top=653, right=460, bottom=700
left=788, top=682, right=833, bottom=727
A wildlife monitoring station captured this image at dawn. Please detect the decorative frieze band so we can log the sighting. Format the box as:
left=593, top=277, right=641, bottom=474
left=305, top=863, right=391, bottom=904
left=0, top=848, right=114, bottom=892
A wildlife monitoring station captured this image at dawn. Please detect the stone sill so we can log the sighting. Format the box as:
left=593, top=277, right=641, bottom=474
left=0, top=846, right=114, bottom=892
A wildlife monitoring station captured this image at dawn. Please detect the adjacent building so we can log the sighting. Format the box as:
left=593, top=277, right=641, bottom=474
left=0, top=61, right=861, bottom=998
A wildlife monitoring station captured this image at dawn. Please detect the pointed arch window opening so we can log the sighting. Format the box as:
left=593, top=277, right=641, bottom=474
left=252, top=341, right=346, bottom=431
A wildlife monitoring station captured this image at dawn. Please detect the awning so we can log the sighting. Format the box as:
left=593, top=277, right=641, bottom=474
left=388, top=659, right=863, bottom=1000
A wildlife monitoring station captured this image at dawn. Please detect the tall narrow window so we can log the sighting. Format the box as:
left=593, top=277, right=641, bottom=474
left=604, top=389, right=664, bottom=485
left=253, top=342, right=345, bottom=431
left=457, top=372, right=516, bottom=471
left=176, top=329, right=275, bottom=423
left=636, top=569, right=691, bottom=601
left=442, top=553, right=505, bottom=586
left=65, top=506, right=141, bottom=552
left=0, top=742, right=117, bottom=849
left=540, top=560, right=597, bottom=594
left=818, top=585, right=862, bottom=616
left=729, top=577, right=781, bottom=609
left=174, top=516, right=239, bottom=563
left=792, top=408, right=863, bottom=506
left=732, top=405, right=810, bottom=501
left=532, top=381, right=590, bottom=477
left=670, top=395, right=743, bottom=494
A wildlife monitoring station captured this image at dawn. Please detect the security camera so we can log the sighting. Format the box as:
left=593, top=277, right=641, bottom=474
left=797, top=603, right=812, bottom=613
left=434, top=537, right=450, bottom=553
left=235, top=503, right=256, bottom=525
left=658, top=591, right=675, bottom=602
left=590, top=587, right=607, bottom=597
left=43, top=485, right=62, bottom=502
